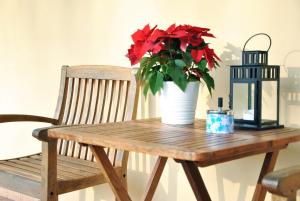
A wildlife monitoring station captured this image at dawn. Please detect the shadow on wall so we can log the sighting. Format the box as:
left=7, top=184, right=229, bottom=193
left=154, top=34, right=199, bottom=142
left=88, top=153, right=180, bottom=201
left=137, top=91, right=160, bottom=119
left=126, top=154, right=180, bottom=201
left=281, top=50, right=300, bottom=127
left=280, top=50, right=300, bottom=154
left=206, top=43, right=242, bottom=110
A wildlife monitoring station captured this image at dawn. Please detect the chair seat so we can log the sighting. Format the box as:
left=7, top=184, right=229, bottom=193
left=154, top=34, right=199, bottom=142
left=0, top=153, right=122, bottom=198
left=262, top=165, right=300, bottom=198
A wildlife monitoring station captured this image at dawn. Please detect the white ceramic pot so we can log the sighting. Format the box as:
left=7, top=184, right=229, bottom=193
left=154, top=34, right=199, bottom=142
left=160, top=81, right=199, bottom=124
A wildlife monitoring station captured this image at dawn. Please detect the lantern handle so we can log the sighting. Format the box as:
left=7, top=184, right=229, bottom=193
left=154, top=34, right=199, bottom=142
left=242, top=33, right=272, bottom=52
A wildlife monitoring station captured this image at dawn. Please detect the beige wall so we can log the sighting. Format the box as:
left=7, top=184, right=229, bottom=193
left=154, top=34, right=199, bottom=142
left=0, top=0, right=300, bottom=200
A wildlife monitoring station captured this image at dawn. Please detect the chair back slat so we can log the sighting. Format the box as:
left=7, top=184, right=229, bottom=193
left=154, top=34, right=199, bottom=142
left=78, top=78, right=89, bottom=124
left=72, top=78, right=82, bottom=124
left=99, top=80, right=109, bottom=123
left=63, top=77, right=75, bottom=125
left=122, top=81, right=130, bottom=121
left=53, top=65, right=137, bottom=164
left=84, top=79, right=94, bottom=124
left=114, top=81, right=122, bottom=122
left=105, top=80, right=114, bottom=123
left=91, top=79, right=101, bottom=123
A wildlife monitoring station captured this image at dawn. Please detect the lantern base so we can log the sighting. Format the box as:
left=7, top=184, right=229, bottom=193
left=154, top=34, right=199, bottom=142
left=234, top=123, right=284, bottom=130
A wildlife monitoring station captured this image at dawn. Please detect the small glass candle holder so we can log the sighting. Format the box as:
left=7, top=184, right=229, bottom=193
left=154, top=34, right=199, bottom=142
left=206, top=98, right=234, bottom=134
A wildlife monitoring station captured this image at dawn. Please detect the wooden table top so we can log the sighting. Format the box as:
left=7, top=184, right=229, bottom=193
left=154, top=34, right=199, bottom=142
left=47, top=118, right=300, bottom=166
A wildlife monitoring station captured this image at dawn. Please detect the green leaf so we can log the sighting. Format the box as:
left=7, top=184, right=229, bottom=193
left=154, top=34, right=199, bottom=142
left=137, top=57, right=151, bottom=80
left=166, top=64, right=178, bottom=81
left=166, top=64, right=187, bottom=91
left=202, top=72, right=215, bottom=96
left=196, top=59, right=208, bottom=72
left=140, top=57, right=150, bottom=68
left=142, top=81, right=150, bottom=97
left=135, top=68, right=142, bottom=80
left=161, top=64, right=168, bottom=74
left=176, top=78, right=188, bottom=91
left=147, top=55, right=160, bottom=68
left=174, top=59, right=186, bottom=68
left=149, top=71, right=164, bottom=95
left=182, top=52, right=193, bottom=67
left=137, top=55, right=161, bottom=83
left=143, top=67, right=152, bottom=80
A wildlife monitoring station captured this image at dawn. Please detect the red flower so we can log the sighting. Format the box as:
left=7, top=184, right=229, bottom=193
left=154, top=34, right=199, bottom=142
left=127, top=24, right=166, bottom=65
left=131, top=24, right=156, bottom=43
left=204, top=46, right=221, bottom=69
left=165, top=24, right=187, bottom=38
left=126, top=44, right=138, bottom=65
left=166, top=24, right=215, bottom=52
left=191, top=49, right=205, bottom=63
left=165, top=24, right=189, bottom=51
left=191, top=46, right=220, bottom=69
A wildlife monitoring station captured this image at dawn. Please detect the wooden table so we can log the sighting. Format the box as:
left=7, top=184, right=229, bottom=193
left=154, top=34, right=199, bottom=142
left=44, top=118, right=300, bottom=201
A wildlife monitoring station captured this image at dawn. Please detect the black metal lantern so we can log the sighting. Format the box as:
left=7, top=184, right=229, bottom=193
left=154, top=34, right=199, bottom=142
left=229, top=33, right=284, bottom=130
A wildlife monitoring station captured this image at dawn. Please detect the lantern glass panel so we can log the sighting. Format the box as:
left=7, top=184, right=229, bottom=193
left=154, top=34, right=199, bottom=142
left=233, top=83, right=255, bottom=120
left=261, top=81, right=277, bottom=123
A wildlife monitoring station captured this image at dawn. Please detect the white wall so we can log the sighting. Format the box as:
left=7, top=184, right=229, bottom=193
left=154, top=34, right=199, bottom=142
left=0, top=0, right=300, bottom=200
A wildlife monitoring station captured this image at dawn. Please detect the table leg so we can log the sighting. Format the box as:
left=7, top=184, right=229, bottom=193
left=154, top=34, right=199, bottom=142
left=252, top=151, right=279, bottom=201
left=142, top=157, right=167, bottom=201
left=179, top=160, right=212, bottom=201
left=90, top=145, right=132, bottom=201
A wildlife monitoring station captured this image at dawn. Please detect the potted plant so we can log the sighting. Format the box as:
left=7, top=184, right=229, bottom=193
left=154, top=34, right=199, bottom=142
left=126, top=24, right=220, bottom=124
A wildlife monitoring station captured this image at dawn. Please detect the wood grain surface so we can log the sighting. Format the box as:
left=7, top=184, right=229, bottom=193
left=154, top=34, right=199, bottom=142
left=46, top=118, right=300, bottom=166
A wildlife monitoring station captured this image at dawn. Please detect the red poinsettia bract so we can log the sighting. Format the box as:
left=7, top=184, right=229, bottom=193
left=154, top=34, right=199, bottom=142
left=127, top=24, right=166, bottom=65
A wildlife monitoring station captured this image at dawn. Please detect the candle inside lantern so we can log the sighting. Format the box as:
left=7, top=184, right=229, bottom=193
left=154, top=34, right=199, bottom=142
left=243, top=109, right=254, bottom=120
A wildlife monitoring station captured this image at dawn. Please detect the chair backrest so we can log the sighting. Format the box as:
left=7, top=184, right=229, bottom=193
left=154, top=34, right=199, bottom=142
left=53, top=65, right=138, bottom=164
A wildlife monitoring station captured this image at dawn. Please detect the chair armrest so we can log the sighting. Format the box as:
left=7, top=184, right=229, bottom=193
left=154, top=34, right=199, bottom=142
left=262, top=165, right=300, bottom=197
left=0, top=114, right=59, bottom=125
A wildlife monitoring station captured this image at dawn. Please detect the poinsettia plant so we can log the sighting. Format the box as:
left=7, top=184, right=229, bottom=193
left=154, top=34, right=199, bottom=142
left=126, top=24, right=220, bottom=96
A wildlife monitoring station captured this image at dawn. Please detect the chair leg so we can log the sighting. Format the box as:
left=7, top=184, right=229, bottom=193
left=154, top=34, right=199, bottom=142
left=41, top=140, right=58, bottom=201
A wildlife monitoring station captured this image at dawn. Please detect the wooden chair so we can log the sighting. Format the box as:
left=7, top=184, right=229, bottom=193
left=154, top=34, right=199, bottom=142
left=262, top=165, right=300, bottom=201
left=0, top=65, right=138, bottom=200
